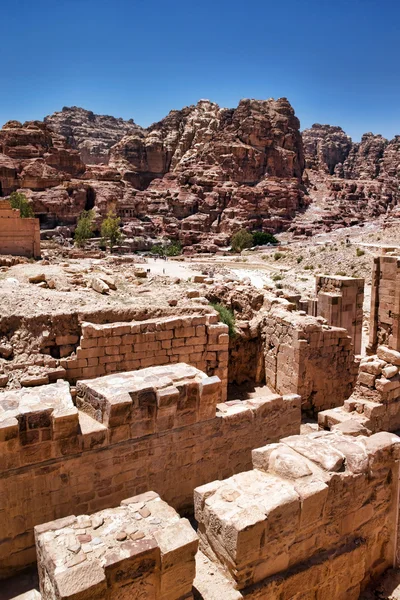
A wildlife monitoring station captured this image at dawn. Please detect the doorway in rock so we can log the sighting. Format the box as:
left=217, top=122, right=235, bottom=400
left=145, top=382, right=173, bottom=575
left=85, top=187, right=96, bottom=211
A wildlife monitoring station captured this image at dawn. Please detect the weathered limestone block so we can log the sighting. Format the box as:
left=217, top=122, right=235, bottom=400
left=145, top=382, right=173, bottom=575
left=0, top=381, right=79, bottom=470
left=35, top=492, right=198, bottom=600
left=76, top=363, right=221, bottom=434
left=195, top=430, right=400, bottom=597
left=377, top=345, right=400, bottom=366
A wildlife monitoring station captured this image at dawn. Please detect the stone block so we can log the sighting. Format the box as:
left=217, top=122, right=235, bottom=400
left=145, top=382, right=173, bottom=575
left=35, top=493, right=198, bottom=600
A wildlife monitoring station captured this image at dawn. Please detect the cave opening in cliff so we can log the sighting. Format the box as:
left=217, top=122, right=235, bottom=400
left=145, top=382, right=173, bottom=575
left=0, top=182, right=3, bottom=197
left=85, top=187, right=96, bottom=210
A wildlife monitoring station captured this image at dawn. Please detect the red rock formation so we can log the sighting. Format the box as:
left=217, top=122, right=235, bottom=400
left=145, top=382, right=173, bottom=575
left=302, top=124, right=352, bottom=175
left=45, top=106, right=142, bottom=165
left=299, top=124, right=400, bottom=234
left=0, top=98, right=308, bottom=248
left=112, top=98, right=307, bottom=249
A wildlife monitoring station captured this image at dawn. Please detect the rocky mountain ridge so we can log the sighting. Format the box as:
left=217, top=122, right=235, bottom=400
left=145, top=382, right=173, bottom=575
left=44, top=106, right=142, bottom=165
left=294, top=124, right=400, bottom=235
left=0, top=100, right=399, bottom=251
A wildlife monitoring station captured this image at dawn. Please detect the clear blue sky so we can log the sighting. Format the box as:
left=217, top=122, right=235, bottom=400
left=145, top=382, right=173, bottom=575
left=2, top=0, right=399, bottom=141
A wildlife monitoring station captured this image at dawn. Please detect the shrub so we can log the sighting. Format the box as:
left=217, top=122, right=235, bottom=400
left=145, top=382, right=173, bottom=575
left=9, top=191, right=34, bottom=218
left=101, top=211, right=122, bottom=250
left=231, top=229, right=254, bottom=253
left=275, top=283, right=283, bottom=289
left=336, top=271, right=347, bottom=276
left=210, top=302, right=236, bottom=338
left=165, top=241, right=182, bottom=256
left=304, top=265, right=314, bottom=270
left=272, top=274, right=283, bottom=281
left=274, top=252, right=284, bottom=261
left=356, top=248, right=365, bottom=257
left=296, top=256, right=303, bottom=263
left=74, top=210, right=95, bottom=247
left=151, top=244, right=165, bottom=256
left=252, top=231, right=278, bottom=246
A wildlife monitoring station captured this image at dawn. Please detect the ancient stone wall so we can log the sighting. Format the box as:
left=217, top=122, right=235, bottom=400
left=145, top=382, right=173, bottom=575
left=368, top=254, right=400, bottom=353
left=0, top=199, right=40, bottom=258
left=319, top=345, right=400, bottom=435
left=62, top=314, right=229, bottom=401
left=0, top=368, right=301, bottom=578
left=194, top=430, right=400, bottom=599
left=315, top=274, right=364, bottom=354
left=35, top=492, right=198, bottom=600
left=262, top=307, right=358, bottom=414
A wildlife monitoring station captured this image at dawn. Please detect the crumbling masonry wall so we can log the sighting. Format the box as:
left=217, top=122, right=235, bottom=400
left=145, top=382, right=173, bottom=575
left=0, top=199, right=41, bottom=258
left=194, top=430, right=400, bottom=599
left=262, top=307, right=358, bottom=414
left=368, top=254, right=400, bottom=353
left=62, top=314, right=229, bottom=401
left=0, top=367, right=301, bottom=578
left=315, top=274, right=364, bottom=355
left=35, top=492, right=198, bottom=600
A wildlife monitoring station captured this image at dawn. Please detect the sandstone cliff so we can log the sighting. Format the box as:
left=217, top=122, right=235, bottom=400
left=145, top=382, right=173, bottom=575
left=44, top=106, right=142, bottom=165
left=298, top=123, right=400, bottom=235
left=0, top=98, right=308, bottom=248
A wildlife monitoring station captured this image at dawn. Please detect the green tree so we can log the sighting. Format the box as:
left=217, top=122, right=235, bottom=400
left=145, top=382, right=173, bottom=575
left=231, top=229, right=254, bottom=253
left=252, top=231, right=278, bottom=246
left=74, top=210, right=95, bottom=248
left=165, top=241, right=182, bottom=256
left=101, top=211, right=122, bottom=250
left=150, top=244, right=165, bottom=256
left=9, top=191, right=34, bottom=218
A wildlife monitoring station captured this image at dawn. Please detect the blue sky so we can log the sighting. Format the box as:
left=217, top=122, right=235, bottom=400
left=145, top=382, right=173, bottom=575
left=1, top=0, right=399, bottom=141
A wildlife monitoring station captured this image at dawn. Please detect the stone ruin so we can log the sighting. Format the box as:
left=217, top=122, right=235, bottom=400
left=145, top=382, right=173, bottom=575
left=0, top=198, right=41, bottom=259
left=4, top=255, right=400, bottom=598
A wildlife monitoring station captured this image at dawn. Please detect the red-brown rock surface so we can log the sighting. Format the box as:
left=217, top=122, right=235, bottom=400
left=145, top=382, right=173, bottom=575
left=44, top=106, right=142, bottom=165
left=298, top=123, right=400, bottom=235
left=1, top=98, right=308, bottom=249
left=112, top=98, right=307, bottom=250
left=302, top=124, right=352, bottom=174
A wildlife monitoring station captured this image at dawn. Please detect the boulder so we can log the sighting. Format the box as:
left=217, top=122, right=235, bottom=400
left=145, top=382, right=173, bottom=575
left=90, top=277, right=110, bottom=294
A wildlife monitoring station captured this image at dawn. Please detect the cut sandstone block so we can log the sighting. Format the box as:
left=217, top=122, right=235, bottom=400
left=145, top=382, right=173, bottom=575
left=35, top=492, right=198, bottom=600
left=377, top=346, right=400, bottom=366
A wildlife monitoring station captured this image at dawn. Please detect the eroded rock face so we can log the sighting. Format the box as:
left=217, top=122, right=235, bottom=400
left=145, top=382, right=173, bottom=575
left=0, top=99, right=308, bottom=246
left=299, top=123, right=400, bottom=234
left=302, top=124, right=352, bottom=174
left=45, top=106, right=143, bottom=165
left=112, top=98, right=307, bottom=249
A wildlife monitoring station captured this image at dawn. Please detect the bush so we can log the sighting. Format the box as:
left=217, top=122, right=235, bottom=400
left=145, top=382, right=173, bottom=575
left=210, top=303, right=236, bottom=338
left=74, top=210, right=95, bottom=247
left=356, top=248, right=365, bottom=257
left=101, top=211, right=122, bottom=250
left=231, top=229, right=254, bottom=253
left=252, top=231, right=278, bottom=246
left=296, top=256, right=303, bottom=263
left=274, top=252, right=283, bottom=261
left=151, top=244, right=165, bottom=256
left=165, top=241, right=182, bottom=256
left=304, top=265, right=314, bottom=270
left=9, top=191, right=34, bottom=218
left=272, top=274, right=283, bottom=281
